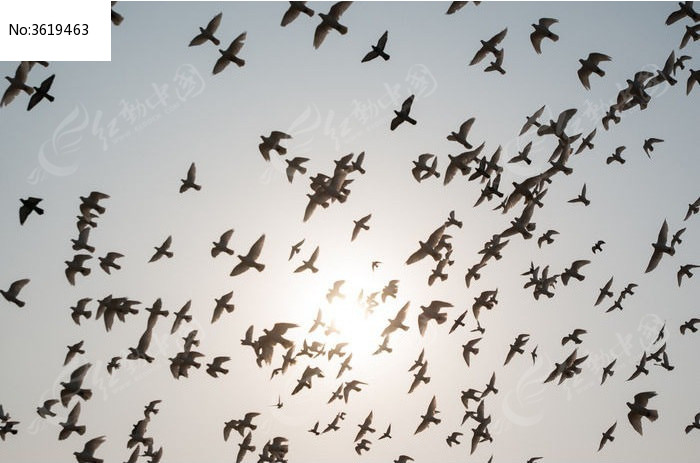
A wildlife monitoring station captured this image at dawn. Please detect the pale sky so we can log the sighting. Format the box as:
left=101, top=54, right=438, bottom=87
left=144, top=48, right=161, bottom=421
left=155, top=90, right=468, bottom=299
left=0, top=2, right=698, bottom=463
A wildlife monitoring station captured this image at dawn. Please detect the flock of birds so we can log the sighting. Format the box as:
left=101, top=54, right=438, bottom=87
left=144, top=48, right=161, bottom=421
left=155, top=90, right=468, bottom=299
left=1, top=2, right=699, bottom=463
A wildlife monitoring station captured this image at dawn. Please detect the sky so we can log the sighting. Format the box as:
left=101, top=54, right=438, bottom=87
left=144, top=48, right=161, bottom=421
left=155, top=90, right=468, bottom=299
left=0, top=1, right=698, bottom=462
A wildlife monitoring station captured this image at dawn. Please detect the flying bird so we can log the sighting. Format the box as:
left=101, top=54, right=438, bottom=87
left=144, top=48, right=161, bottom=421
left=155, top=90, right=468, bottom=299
left=577, top=52, right=612, bottom=89
left=314, top=1, right=352, bottom=49
left=362, top=31, right=390, bottom=62
left=351, top=214, right=371, bottom=241
left=179, top=162, right=201, bottom=192
left=530, top=18, right=559, bottom=54
left=281, top=1, right=314, bottom=27
left=567, top=184, right=590, bottom=206
left=27, top=74, right=56, bottom=111
left=211, top=229, right=234, bottom=257
left=285, top=157, right=309, bottom=183
left=213, top=32, right=247, bottom=74
left=447, top=118, right=475, bottom=149
left=665, top=1, right=700, bottom=25
left=231, top=234, right=265, bottom=276
left=627, top=391, right=658, bottom=435
left=189, top=12, right=222, bottom=46
left=19, top=197, right=44, bottom=225
left=645, top=219, right=675, bottom=273
left=149, top=236, right=173, bottom=262
left=391, top=94, right=417, bottom=130
left=470, top=28, right=507, bottom=66
left=294, top=246, right=320, bottom=273
left=98, top=252, right=123, bottom=274
left=73, top=435, right=106, bottom=463
left=414, top=396, right=440, bottom=434
left=1, top=62, right=33, bottom=107
left=677, top=264, right=699, bottom=286
left=111, top=1, right=124, bottom=25
left=259, top=131, right=292, bottom=161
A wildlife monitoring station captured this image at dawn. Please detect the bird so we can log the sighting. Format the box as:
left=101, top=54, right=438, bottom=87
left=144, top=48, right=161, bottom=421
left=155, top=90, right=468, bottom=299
left=643, top=138, right=663, bottom=158
left=680, top=318, right=700, bottom=334
left=294, top=246, right=320, bottom=273
left=666, top=1, right=700, bottom=25
left=362, top=31, right=390, bottom=62
left=111, top=1, right=124, bottom=25
left=289, top=239, right=305, bottom=260
left=520, top=105, right=545, bottom=135
left=98, top=252, right=123, bottom=274
left=281, top=2, right=315, bottom=27
left=447, top=118, right=475, bottom=149
left=354, top=411, right=375, bottom=442
left=578, top=52, right=612, bottom=89
left=567, top=184, right=590, bottom=206
left=412, top=154, right=440, bottom=182
left=351, top=214, right=371, bottom=241
left=60, top=363, right=92, bottom=407
left=530, top=18, right=559, bottom=54
left=379, top=424, right=392, bottom=440
left=391, top=94, right=417, bottom=130
left=595, top=277, right=614, bottom=306
left=1, top=62, right=33, bottom=107
left=211, top=291, right=235, bottom=323
left=484, top=48, right=506, bottom=75
left=562, top=328, right=587, bottom=345
left=601, top=359, right=616, bottom=384
left=462, top=337, right=482, bottom=366
left=504, top=333, right=530, bottom=365
left=509, top=141, right=533, bottom=165
left=627, top=352, right=649, bottom=381
left=414, top=396, right=440, bottom=434
left=381, top=302, right=410, bottom=337
left=285, top=157, right=309, bottom=183
left=592, top=240, right=605, bottom=253
left=206, top=356, right=230, bottom=378
left=470, top=28, right=507, bottom=66
left=418, top=300, right=453, bottom=336
left=64, top=341, right=86, bottom=366
left=106, top=357, right=121, bottom=374
left=65, top=254, right=91, bottom=285
left=179, top=162, right=201, bottom=192
left=576, top=128, right=597, bottom=154
left=308, top=421, right=320, bottom=435
left=355, top=439, right=371, bottom=455
left=27, top=74, right=56, bottom=111
left=36, top=399, right=59, bottom=418
left=446, top=431, right=463, bottom=447
left=314, top=1, right=352, bottom=49
left=561, top=260, right=591, bottom=285
left=686, top=68, right=700, bottom=94
left=645, top=219, right=675, bottom=273
left=627, top=391, right=658, bottom=435
left=680, top=23, right=700, bottom=49
left=537, top=229, right=559, bottom=248
left=685, top=413, right=700, bottom=434
left=59, top=402, right=86, bottom=440
left=1, top=278, right=30, bottom=308
left=211, top=229, right=234, bottom=257
left=189, top=12, right=222, bottom=46
left=259, top=131, right=292, bottom=161
left=171, top=300, right=192, bottom=334
left=73, top=435, right=106, bottom=463
left=213, top=32, right=247, bottom=74
left=677, top=264, right=699, bottom=286
left=230, top=234, right=265, bottom=276
left=684, top=196, right=700, bottom=221
left=408, top=362, right=430, bottom=393
left=149, top=236, right=173, bottom=262
left=236, top=432, right=256, bottom=463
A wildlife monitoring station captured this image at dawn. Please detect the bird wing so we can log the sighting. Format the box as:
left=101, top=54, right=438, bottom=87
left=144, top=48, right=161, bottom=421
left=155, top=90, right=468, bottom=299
left=227, top=32, right=247, bottom=54
left=401, top=95, right=415, bottom=114
left=314, top=23, right=331, bottom=49
left=577, top=68, right=591, bottom=90
left=417, top=313, right=428, bottom=336
left=627, top=411, right=643, bottom=435
left=377, top=30, right=388, bottom=48
left=205, top=12, right=223, bottom=33
left=328, top=1, right=352, bottom=19
left=530, top=30, right=544, bottom=54
left=9, top=278, right=30, bottom=294
left=83, top=435, right=106, bottom=455
left=281, top=6, right=301, bottom=26
left=248, top=234, right=265, bottom=259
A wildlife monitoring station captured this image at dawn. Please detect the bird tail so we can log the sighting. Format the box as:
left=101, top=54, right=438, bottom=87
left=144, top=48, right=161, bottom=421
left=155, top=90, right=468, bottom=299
left=407, top=117, right=417, bottom=125
left=76, top=425, right=86, bottom=435
left=648, top=409, right=658, bottom=421
left=45, top=95, right=55, bottom=103
left=436, top=313, right=447, bottom=324
left=221, top=367, right=229, bottom=375
left=194, top=184, right=202, bottom=191
left=35, top=207, right=45, bottom=215
left=234, top=57, right=245, bottom=67
left=298, top=166, right=308, bottom=175
left=16, top=300, right=25, bottom=308
left=381, top=52, right=390, bottom=61
left=165, top=251, right=174, bottom=258
left=337, top=25, right=348, bottom=35
left=212, top=37, right=221, bottom=46
left=77, top=389, right=92, bottom=401
left=81, top=268, right=91, bottom=276
left=254, top=263, right=265, bottom=272
left=277, top=146, right=287, bottom=155
left=550, top=33, right=559, bottom=42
